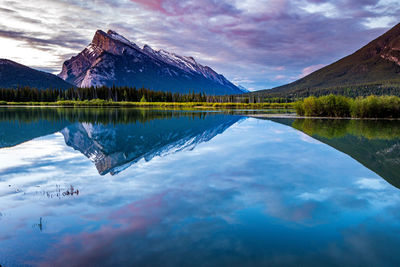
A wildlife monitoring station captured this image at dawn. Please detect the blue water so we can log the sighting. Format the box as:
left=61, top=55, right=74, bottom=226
left=0, top=108, right=400, bottom=266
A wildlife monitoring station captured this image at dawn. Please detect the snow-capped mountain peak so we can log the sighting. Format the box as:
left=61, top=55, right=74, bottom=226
left=91, top=29, right=141, bottom=54
left=58, top=29, right=244, bottom=95
left=142, top=44, right=156, bottom=54
left=106, top=30, right=140, bottom=49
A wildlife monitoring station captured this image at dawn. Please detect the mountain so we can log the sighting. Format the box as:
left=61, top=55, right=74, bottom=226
left=59, top=30, right=243, bottom=95
left=237, top=85, right=250, bottom=93
left=61, top=114, right=242, bottom=175
left=0, top=59, right=73, bottom=90
left=258, top=23, right=400, bottom=96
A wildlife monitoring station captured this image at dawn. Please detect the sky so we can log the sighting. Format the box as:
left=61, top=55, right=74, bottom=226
left=0, top=0, right=399, bottom=91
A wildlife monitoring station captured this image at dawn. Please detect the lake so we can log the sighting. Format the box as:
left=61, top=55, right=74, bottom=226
left=1, top=107, right=400, bottom=266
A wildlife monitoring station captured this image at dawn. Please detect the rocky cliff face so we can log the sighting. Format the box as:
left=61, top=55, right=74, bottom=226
left=59, top=30, right=244, bottom=95
left=380, top=38, right=400, bottom=66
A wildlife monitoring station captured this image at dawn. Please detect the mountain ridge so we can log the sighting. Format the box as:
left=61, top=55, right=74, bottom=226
left=256, top=23, right=400, bottom=96
left=59, top=29, right=244, bottom=95
left=0, top=59, right=73, bottom=90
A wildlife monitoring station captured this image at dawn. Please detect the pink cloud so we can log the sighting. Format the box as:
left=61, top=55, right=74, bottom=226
left=111, top=0, right=396, bottom=90
left=299, top=64, right=326, bottom=78
left=130, top=0, right=166, bottom=13
left=130, top=0, right=238, bottom=16
left=4, top=0, right=398, bottom=91
left=274, top=74, right=286, bottom=80
left=273, top=66, right=286, bottom=71
left=37, top=193, right=169, bottom=266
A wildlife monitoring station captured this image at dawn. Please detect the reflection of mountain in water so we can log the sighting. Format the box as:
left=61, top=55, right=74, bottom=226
left=0, top=108, right=241, bottom=176
left=0, top=120, right=70, bottom=148
left=269, top=118, right=400, bottom=189
left=61, top=115, right=241, bottom=175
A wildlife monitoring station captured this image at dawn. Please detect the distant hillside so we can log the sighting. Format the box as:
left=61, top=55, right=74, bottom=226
left=0, top=59, right=73, bottom=90
left=255, top=23, right=400, bottom=98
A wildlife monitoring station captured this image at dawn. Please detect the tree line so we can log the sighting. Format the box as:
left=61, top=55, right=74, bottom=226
left=0, top=86, right=273, bottom=103
left=254, top=82, right=400, bottom=101
left=0, top=86, right=209, bottom=102
left=0, top=85, right=294, bottom=103
left=2, top=84, right=400, bottom=104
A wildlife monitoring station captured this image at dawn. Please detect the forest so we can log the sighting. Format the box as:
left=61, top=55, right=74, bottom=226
left=1, top=86, right=400, bottom=118
left=0, top=86, right=207, bottom=103
left=0, top=86, right=291, bottom=106
left=255, top=82, right=400, bottom=101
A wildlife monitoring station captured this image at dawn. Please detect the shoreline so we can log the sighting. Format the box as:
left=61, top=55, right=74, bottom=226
left=0, top=101, right=293, bottom=109
left=2, top=104, right=399, bottom=120
left=247, top=114, right=400, bottom=120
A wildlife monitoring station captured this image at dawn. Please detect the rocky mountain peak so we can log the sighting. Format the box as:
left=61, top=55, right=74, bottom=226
left=58, top=29, right=243, bottom=94
left=142, top=44, right=156, bottom=54
left=106, top=29, right=117, bottom=35
left=91, top=29, right=140, bottom=55
left=91, top=30, right=108, bottom=46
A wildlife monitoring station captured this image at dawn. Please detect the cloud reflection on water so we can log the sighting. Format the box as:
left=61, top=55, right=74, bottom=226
left=0, top=117, right=400, bottom=266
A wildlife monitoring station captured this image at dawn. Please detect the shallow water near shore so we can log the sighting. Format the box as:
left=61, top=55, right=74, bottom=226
left=1, top=107, right=400, bottom=266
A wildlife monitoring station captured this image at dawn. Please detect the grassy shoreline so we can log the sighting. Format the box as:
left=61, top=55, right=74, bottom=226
left=3, top=95, right=400, bottom=119
left=294, top=95, right=400, bottom=118
left=0, top=99, right=294, bottom=109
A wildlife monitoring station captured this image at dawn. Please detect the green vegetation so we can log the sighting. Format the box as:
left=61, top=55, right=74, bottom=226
left=140, top=95, right=147, bottom=102
left=0, top=86, right=294, bottom=108
left=251, top=82, right=400, bottom=101
left=0, top=86, right=207, bottom=103
left=294, top=95, right=400, bottom=118
left=0, top=99, right=293, bottom=109
left=2, top=86, right=399, bottom=116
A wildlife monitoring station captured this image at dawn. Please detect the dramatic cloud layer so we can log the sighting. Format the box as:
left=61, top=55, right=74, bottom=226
left=0, top=0, right=399, bottom=90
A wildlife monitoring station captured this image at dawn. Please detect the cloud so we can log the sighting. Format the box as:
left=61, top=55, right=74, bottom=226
left=356, top=178, right=387, bottom=190
left=301, top=2, right=340, bottom=18
left=3, top=116, right=400, bottom=265
left=363, top=15, right=397, bottom=29
left=274, top=74, right=286, bottom=80
left=273, top=66, right=286, bottom=71
left=299, top=64, right=326, bottom=78
left=130, top=0, right=240, bottom=16
left=0, top=0, right=399, bottom=88
left=0, top=29, right=87, bottom=50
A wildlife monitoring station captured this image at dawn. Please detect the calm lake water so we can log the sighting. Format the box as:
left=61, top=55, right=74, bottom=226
left=1, top=107, right=400, bottom=266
